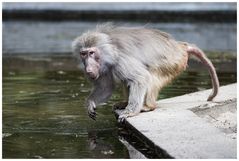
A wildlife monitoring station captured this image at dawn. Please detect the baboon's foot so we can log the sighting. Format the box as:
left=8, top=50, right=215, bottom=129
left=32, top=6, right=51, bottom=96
left=141, top=104, right=157, bottom=112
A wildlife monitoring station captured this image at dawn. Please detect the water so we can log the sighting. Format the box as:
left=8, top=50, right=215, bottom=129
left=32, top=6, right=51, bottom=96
left=2, top=56, right=236, bottom=158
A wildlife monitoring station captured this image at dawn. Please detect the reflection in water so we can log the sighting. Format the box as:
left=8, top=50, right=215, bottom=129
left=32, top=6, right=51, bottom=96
left=87, top=131, right=119, bottom=158
left=119, top=137, right=146, bottom=159
left=2, top=57, right=236, bottom=158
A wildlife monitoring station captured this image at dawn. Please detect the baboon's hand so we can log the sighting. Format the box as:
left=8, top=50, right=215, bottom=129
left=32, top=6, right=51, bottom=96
left=86, top=100, right=97, bottom=120
left=118, top=107, right=140, bottom=123
left=118, top=113, right=127, bottom=123
left=118, top=109, right=132, bottom=123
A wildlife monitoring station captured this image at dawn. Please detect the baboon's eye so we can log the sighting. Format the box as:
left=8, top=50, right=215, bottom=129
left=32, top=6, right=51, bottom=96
left=80, top=51, right=87, bottom=57
left=89, top=51, right=94, bottom=56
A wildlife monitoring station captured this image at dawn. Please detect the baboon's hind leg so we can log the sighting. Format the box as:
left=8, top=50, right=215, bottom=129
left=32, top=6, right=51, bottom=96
left=142, top=74, right=174, bottom=112
left=142, top=77, right=159, bottom=112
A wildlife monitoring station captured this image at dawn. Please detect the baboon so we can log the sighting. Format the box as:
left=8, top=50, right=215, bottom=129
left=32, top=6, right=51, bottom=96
left=72, top=24, right=219, bottom=122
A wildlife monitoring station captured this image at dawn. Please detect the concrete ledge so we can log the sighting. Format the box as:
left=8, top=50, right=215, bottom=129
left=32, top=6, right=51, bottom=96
left=115, top=83, right=237, bottom=159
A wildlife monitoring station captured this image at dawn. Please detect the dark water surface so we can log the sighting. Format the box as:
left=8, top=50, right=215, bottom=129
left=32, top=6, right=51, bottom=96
left=2, top=56, right=236, bottom=158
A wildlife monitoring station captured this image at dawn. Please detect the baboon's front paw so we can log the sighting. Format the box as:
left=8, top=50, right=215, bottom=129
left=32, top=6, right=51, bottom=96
left=87, top=100, right=97, bottom=120
left=117, top=109, right=139, bottom=123
left=118, top=113, right=128, bottom=123
left=117, top=109, right=131, bottom=123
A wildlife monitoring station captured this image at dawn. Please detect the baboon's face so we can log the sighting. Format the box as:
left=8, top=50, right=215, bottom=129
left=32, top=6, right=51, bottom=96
left=79, top=47, right=101, bottom=80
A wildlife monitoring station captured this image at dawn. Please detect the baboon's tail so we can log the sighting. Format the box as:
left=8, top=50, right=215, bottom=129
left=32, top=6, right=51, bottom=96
left=187, top=45, right=219, bottom=101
